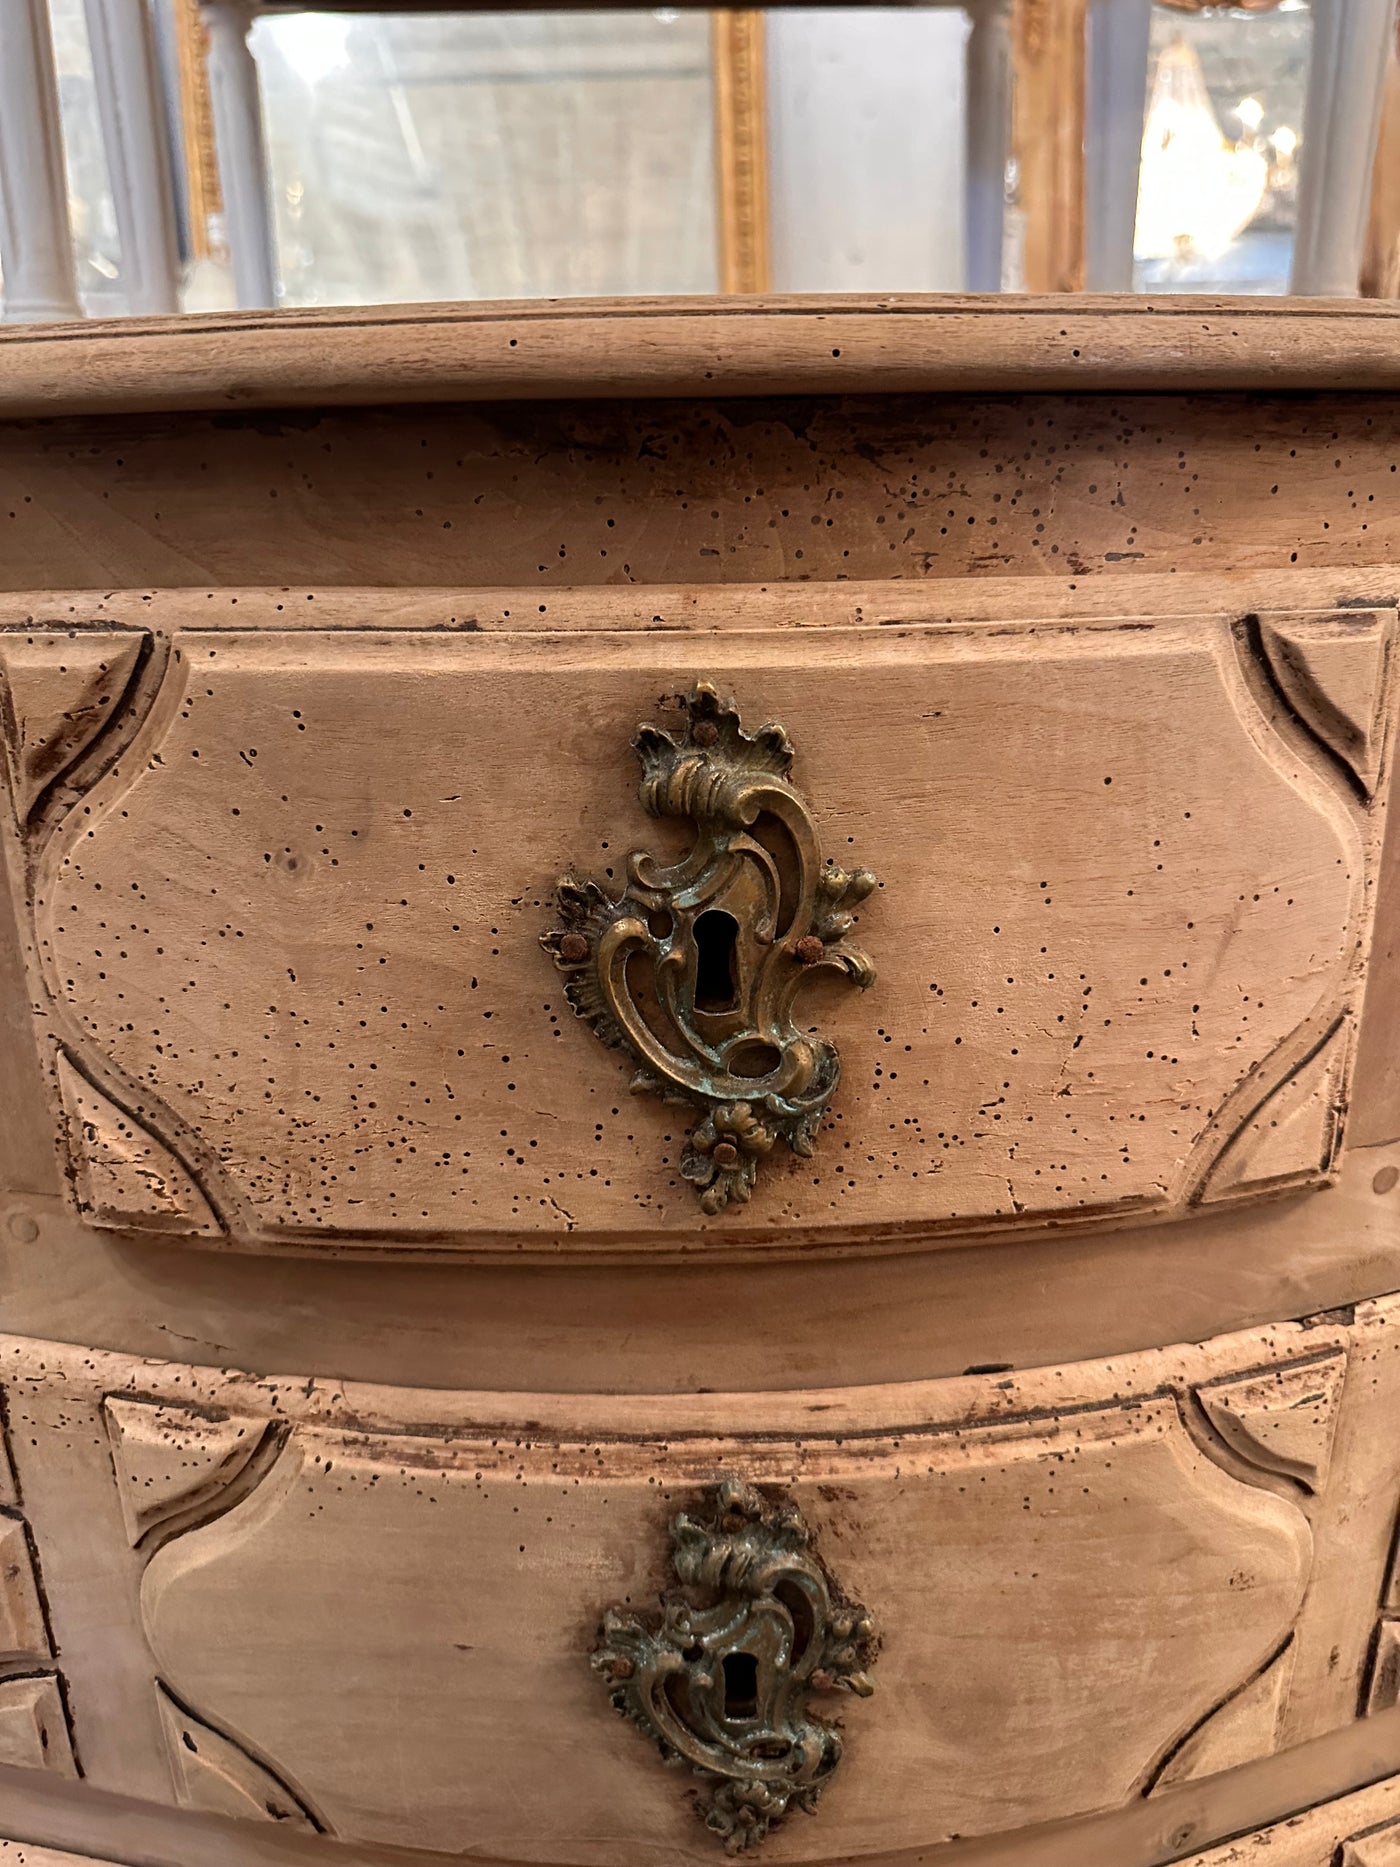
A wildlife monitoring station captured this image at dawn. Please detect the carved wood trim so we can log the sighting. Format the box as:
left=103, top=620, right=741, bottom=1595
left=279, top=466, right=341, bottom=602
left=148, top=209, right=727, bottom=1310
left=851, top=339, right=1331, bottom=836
left=711, top=11, right=770, bottom=295
left=16, top=304, right=1400, bottom=416
left=171, top=0, right=222, bottom=261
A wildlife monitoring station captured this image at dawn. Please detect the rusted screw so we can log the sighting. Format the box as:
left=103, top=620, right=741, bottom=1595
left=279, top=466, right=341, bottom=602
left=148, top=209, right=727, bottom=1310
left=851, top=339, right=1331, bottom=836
left=795, top=935, right=825, bottom=966
left=692, top=720, right=719, bottom=747
left=558, top=932, right=590, bottom=964
left=712, top=1141, right=740, bottom=1168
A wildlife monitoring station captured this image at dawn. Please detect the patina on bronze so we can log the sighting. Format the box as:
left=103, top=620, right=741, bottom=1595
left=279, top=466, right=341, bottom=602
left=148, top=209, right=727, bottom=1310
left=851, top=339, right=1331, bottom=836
left=541, top=682, right=877, bottom=1213
left=593, top=1477, right=878, bottom=1853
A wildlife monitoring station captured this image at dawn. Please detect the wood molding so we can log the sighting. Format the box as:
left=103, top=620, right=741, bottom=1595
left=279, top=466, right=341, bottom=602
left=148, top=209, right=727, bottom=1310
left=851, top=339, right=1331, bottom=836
left=1011, top=0, right=1087, bottom=293
left=171, top=0, right=222, bottom=261
left=711, top=10, right=770, bottom=294
left=12, top=298, right=1400, bottom=415
left=1362, top=19, right=1400, bottom=298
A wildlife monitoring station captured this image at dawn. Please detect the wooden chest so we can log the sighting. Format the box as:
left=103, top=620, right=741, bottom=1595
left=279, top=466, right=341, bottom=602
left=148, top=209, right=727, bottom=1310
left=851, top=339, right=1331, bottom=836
left=3, top=297, right=1400, bottom=1867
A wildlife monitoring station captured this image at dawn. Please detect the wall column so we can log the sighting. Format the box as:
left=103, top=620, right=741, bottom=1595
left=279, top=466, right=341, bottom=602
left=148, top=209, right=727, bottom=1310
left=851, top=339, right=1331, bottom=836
left=965, top=0, right=1012, bottom=291
left=1292, top=0, right=1397, bottom=295
left=1083, top=0, right=1152, bottom=291
left=0, top=0, right=81, bottom=322
left=199, top=0, right=276, bottom=308
left=84, top=0, right=183, bottom=315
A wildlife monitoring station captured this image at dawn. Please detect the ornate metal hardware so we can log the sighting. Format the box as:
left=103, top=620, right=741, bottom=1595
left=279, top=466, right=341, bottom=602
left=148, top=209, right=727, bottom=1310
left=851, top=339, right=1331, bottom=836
left=593, top=1478, right=878, bottom=1853
left=542, top=683, right=877, bottom=1212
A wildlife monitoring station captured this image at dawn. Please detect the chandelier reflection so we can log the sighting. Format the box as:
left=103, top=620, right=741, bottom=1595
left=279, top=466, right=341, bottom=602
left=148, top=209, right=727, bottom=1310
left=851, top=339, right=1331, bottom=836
left=1135, top=37, right=1272, bottom=267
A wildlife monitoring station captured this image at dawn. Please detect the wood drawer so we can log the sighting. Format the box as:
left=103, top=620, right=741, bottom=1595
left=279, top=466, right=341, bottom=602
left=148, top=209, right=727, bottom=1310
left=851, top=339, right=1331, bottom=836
left=4, top=1297, right=1400, bottom=1862
left=1, top=594, right=1393, bottom=1259
left=7, top=304, right=1400, bottom=1867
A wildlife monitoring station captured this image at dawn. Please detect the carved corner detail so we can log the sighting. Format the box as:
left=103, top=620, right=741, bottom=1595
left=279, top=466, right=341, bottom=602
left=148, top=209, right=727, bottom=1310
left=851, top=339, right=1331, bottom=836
left=0, top=1674, right=77, bottom=1776
left=1256, top=611, right=1395, bottom=798
left=0, top=630, right=147, bottom=826
left=1342, top=1815, right=1400, bottom=1866
left=103, top=1395, right=280, bottom=1549
left=0, top=1385, right=78, bottom=1778
left=156, top=1683, right=320, bottom=1830
left=56, top=1052, right=222, bottom=1237
left=1194, top=1019, right=1352, bottom=1207
left=1193, top=1350, right=1347, bottom=1492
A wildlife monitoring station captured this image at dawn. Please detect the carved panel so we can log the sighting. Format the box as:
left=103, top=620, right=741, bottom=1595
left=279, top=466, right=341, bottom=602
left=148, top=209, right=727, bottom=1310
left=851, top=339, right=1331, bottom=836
left=0, top=608, right=1389, bottom=1256
left=0, top=1675, right=75, bottom=1777
left=0, top=1314, right=1367, bottom=1863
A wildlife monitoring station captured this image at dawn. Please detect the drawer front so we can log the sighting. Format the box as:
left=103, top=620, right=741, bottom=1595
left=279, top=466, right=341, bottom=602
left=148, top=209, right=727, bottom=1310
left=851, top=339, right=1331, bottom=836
left=7, top=1299, right=1400, bottom=1863
left=0, top=599, right=1393, bottom=1257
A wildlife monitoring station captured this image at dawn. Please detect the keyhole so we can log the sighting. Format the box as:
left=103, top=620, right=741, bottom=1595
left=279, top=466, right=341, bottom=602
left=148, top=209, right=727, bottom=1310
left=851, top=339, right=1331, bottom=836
left=694, top=910, right=740, bottom=1012
left=722, top=1651, right=760, bottom=1720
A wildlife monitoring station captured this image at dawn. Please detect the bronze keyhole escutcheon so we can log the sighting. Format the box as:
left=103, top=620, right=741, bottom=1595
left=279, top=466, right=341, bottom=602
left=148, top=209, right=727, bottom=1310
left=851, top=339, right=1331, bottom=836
left=593, top=1477, right=878, bottom=1851
left=541, top=682, right=878, bottom=1212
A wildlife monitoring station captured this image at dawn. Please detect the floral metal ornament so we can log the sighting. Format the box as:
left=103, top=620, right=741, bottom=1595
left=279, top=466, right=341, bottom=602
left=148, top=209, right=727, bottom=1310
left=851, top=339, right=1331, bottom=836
left=593, top=1477, right=878, bottom=1853
left=541, top=683, right=877, bottom=1212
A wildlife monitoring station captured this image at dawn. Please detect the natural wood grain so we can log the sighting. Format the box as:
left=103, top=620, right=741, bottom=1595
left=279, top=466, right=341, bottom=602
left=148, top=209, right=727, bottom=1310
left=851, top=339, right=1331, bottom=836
left=1011, top=0, right=1087, bottom=293
left=10, top=299, right=1400, bottom=418
left=2, top=311, right=1400, bottom=1866
left=3, top=609, right=1387, bottom=1257
left=10, top=393, right=1400, bottom=596
left=0, top=1136, right=1398, bottom=1398
left=0, top=1313, right=1374, bottom=1862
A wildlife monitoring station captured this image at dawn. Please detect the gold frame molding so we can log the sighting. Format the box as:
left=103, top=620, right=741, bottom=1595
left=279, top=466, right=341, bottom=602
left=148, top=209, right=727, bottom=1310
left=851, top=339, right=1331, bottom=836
left=712, top=10, right=771, bottom=294
left=172, top=0, right=221, bottom=259
left=170, top=6, right=772, bottom=293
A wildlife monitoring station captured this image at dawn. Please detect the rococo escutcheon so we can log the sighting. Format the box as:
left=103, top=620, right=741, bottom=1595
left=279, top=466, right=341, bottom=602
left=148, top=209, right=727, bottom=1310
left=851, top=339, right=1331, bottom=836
left=542, top=682, right=877, bottom=1212
left=593, top=1478, right=879, bottom=1851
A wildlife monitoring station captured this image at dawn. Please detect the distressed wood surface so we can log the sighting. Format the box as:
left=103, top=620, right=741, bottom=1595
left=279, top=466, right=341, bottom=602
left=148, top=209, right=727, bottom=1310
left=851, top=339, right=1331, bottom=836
left=1, top=318, right=1400, bottom=1862
left=9, top=1749, right=1400, bottom=1867
left=1, top=1138, right=1400, bottom=1395
left=2, top=1304, right=1397, bottom=1864
left=11, top=392, right=1400, bottom=594
left=0, top=605, right=1389, bottom=1256
left=12, top=300, right=1400, bottom=418
left=1177, top=1774, right=1400, bottom=1865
